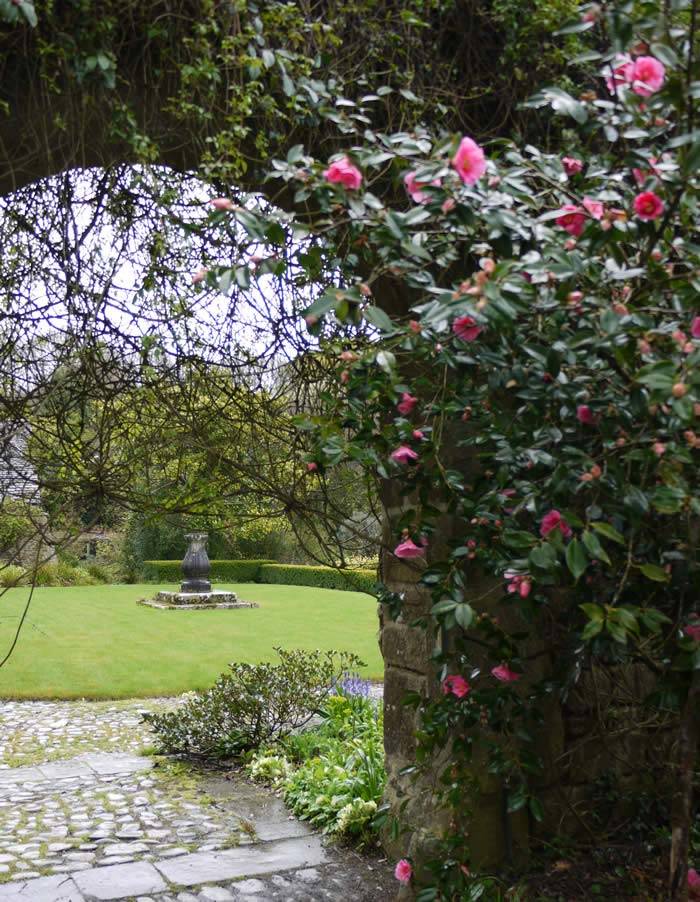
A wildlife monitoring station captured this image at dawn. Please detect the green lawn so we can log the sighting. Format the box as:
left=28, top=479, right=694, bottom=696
left=0, top=583, right=383, bottom=699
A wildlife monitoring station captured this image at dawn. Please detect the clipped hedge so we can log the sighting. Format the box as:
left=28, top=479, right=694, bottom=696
left=143, top=559, right=377, bottom=596
left=143, top=559, right=274, bottom=584
left=258, top=564, right=376, bottom=596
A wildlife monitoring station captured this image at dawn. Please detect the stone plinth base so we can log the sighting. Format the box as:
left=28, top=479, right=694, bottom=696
left=138, top=590, right=258, bottom=611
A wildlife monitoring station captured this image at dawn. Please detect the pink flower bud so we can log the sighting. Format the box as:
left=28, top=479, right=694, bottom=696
left=577, top=405, right=595, bottom=425
left=210, top=197, right=235, bottom=211
left=562, top=156, right=584, bottom=176
left=390, top=445, right=419, bottom=465
left=492, top=664, right=521, bottom=683
left=397, top=393, right=418, bottom=416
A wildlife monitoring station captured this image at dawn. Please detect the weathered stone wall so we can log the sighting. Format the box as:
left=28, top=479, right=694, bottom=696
left=377, top=471, right=672, bottom=894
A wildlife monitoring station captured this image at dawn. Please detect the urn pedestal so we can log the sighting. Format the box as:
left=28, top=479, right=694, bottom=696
left=180, top=532, right=212, bottom=593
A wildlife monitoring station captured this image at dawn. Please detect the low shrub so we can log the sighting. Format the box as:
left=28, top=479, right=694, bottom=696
left=258, top=564, right=376, bottom=596
left=34, top=561, right=99, bottom=586
left=0, top=564, right=26, bottom=588
left=142, top=559, right=274, bottom=583
left=248, top=684, right=385, bottom=841
left=143, top=647, right=362, bottom=758
left=84, top=561, right=118, bottom=583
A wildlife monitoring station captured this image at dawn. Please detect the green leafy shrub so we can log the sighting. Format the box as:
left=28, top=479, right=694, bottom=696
left=84, top=561, right=118, bottom=583
left=142, top=558, right=274, bottom=583
left=0, top=564, right=26, bottom=588
left=248, top=689, right=385, bottom=841
left=143, top=647, right=362, bottom=758
left=247, top=753, right=293, bottom=787
left=258, top=564, right=376, bottom=595
left=34, top=561, right=99, bottom=586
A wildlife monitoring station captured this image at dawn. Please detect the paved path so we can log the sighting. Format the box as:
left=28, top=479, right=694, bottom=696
left=0, top=700, right=394, bottom=901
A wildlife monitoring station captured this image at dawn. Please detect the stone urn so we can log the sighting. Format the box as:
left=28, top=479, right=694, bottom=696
left=181, top=532, right=212, bottom=593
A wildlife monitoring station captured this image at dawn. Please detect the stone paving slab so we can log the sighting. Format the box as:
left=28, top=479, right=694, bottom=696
left=0, top=874, right=84, bottom=901
left=73, top=861, right=167, bottom=899
left=0, top=767, right=45, bottom=784
left=0, top=754, right=152, bottom=786
left=155, top=836, right=327, bottom=886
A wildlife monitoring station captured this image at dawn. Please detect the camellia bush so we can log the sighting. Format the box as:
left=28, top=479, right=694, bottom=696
left=198, top=1, right=700, bottom=898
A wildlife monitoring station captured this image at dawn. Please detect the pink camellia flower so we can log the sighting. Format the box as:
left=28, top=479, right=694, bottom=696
left=583, top=197, right=604, bottom=220
left=323, top=156, right=363, bottom=190
left=210, top=197, right=234, bottom=211
left=673, top=330, right=688, bottom=346
left=691, top=317, right=700, bottom=339
left=408, top=319, right=422, bottom=334
left=391, top=445, right=419, bottom=465
left=684, top=624, right=700, bottom=642
left=605, top=55, right=635, bottom=94
left=562, top=156, right=583, bottom=176
left=442, top=674, right=471, bottom=698
left=452, top=136, right=487, bottom=186
left=452, top=315, right=482, bottom=342
left=540, top=509, right=573, bottom=540
left=652, top=441, right=666, bottom=457
left=689, top=867, right=700, bottom=896
left=192, top=268, right=208, bottom=285
left=412, top=429, right=424, bottom=440
left=505, top=571, right=532, bottom=598
left=577, top=405, right=595, bottom=425
left=394, top=859, right=413, bottom=884
left=394, top=537, right=425, bottom=559
left=306, top=462, right=318, bottom=473
left=634, top=191, right=665, bottom=221
left=441, top=197, right=456, bottom=214
left=557, top=205, right=586, bottom=237
left=631, top=56, right=666, bottom=96
left=492, top=664, right=522, bottom=683
left=404, top=170, right=441, bottom=203
left=397, top=392, right=419, bottom=416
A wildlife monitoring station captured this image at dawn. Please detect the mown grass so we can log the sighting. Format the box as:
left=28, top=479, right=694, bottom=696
left=0, top=583, right=382, bottom=699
